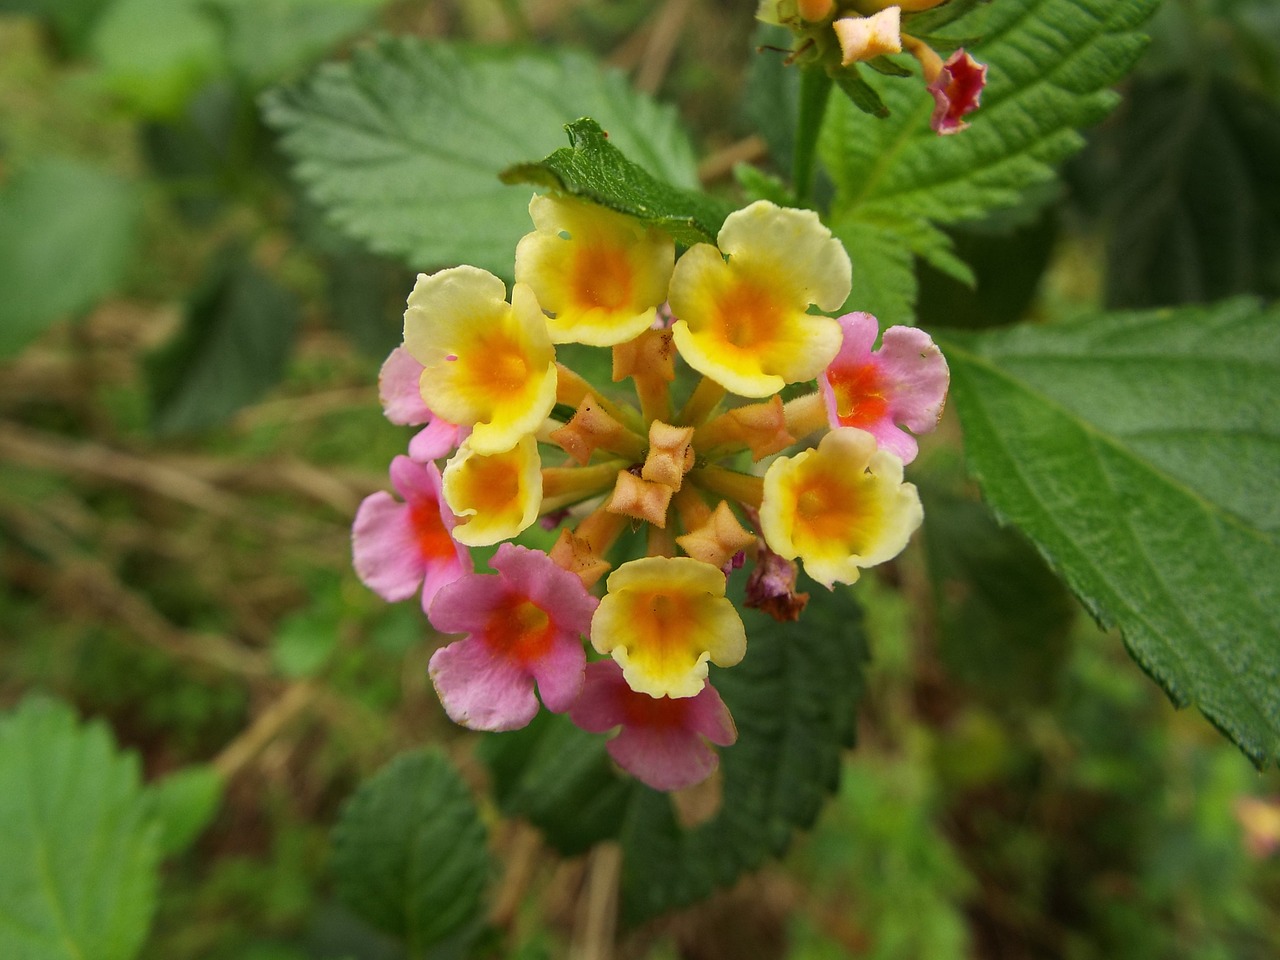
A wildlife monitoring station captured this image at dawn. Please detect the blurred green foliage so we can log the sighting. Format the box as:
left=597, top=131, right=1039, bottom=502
left=1, top=0, right=1278, bottom=957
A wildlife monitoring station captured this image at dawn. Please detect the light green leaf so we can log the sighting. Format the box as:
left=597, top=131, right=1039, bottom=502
left=821, top=0, right=1160, bottom=323
left=271, top=607, right=339, bottom=679
left=619, top=587, right=868, bottom=924
left=0, top=697, right=160, bottom=960
left=88, top=0, right=223, bottom=118
left=942, top=298, right=1280, bottom=766
left=330, top=749, right=492, bottom=952
left=260, top=38, right=699, bottom=277
left=0, top=158, right=140, bottom=358
left=146, top=244, right=300, bottom=434
left=142, top=765, right=224, bottom=858
left=501, top=118, right=735, bottom=247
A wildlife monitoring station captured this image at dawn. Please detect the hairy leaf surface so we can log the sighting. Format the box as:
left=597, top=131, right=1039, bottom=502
left=944, top=299, right=1280, bottom=765
left=262, top=39, right=698, bottom=277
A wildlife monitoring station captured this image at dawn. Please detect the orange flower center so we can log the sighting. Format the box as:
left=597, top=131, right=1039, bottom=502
left=460, top=456, right=521, bottom=515
left=573, top=242, right=633, bottom=311
left=408, top=499, right=457, bottom=561
left=485, top=597, right=554, bottom=663
left=713, top=278, right=782, bottom=351
left=795, top=474, right=867, bottom=553
left=827, top=362, right=887, bottom=428
left=470, top=332, right=531, bottom=398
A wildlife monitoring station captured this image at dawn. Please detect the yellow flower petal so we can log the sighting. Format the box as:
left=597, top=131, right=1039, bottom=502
left=442, top=435, right=542, bottom=546
left=760, top=427, right=922, bottom=587
left=669, top=201, right=848, bottom=398
left=515, top=194, right=674, bottom=346
left=591, top=556, right=746, bottom=698
left=403, top=266, right=557, bottom=454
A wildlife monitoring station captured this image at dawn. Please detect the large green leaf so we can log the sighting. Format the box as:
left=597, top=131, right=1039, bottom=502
left=0, top=158, right=140, bottom=358
left=820, top=0, right=1160, bottom=324
left=619, top=586, right=868, bottom=925
left=942, top=298, right=1280, bottom=766
left=501, top=118, right=735, bottom=247
left=261, top=39, right=699, bottom=277
left=0, top=697, right=160, bottom=960
left=330, top=749, right=492, bottom=954
left=146, top=243, right=300, bottom=434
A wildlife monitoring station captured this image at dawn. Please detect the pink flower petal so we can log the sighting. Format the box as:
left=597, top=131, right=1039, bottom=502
left=351, top=492, right=423, bottom=602
left=378, top=347, right=432, bottom=425
left=429, top=636, right=541, bottom=731
left=408, top=418, right=462, bottom=461
left=877, top=325, right=950, bottom=434
left=820, top=313, right=949, bottom=465
left=426, top=544, right=593, bottom=727
left=354, top=457, right=471, bottom=609
left=569, top=660, right=737, bottom=791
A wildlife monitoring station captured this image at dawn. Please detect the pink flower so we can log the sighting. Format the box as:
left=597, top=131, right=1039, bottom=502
left=819, top=312, right=949, bottom=465
left=352, top=455, right=471, bottom=612
left=427, top=543, right=597, bottom=731
left=378, top=346, right=463, bottom=461
left=569, top=659, right=737, bottom=791
left=928, top=49, right=987, bottom=135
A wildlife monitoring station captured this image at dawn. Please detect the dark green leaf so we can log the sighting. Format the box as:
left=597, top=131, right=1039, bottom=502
left=1101, top=75, right=1280, bottom=308
left=920, top=485, right=1074, bottom=708
left=146, top=243, right=300, bottom=434
left=501, top=118, right=735, bottom=247
left=331, top=750, right=492, bottom=952
left=903, top=0, right=992, bottom=35
left=0, top=157, right=140, bottom=358
left=0, top=697, right=160, bottom=960
left=619, top=587, right=868, bottom=925
left=832, top=66, right=889, bottom=118
left=943, top=298, right=1280, bottom=766
left=261, top=39, right=699, bottom=277
left=142, top=765, right=224, bottom=857
left=821, top=0, right=1161, bottom=323
left=478, top=709, right=633, bottom=857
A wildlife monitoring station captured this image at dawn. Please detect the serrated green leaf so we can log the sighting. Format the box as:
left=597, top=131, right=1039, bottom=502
left=146, top=243, right=300, bottom=434
left=822, top=0, right=1160, bottom=321
left=500, top=118, right=734, bottom=247
left=0, top=696, right=160, bottom=960
left=478, top=709, right=633, bottom=857
left=619, top=587, right=868, bottom=925
left=942, top=298, right=1280, bottom=766
left=142, top=765, right=224, bottom=857
left=331, top=749, right=491, bottom=952
left=261, top=39, right=699, bottom=277
left=0, top=158, right=141, bottom=358
left=832, top=219, right=918, bottom=326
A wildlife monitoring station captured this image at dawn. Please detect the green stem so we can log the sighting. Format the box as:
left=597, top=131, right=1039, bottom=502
left=793, top=66, right=833, bottom=205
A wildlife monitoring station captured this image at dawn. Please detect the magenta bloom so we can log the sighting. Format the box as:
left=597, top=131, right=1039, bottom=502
left=819, top=312, right=949, bottom=465
left=427, top=543, right=596, bottom=731
left=570, top=659, right=737, bottom=791
left=928, top=49, right=987, bottom=135
left=378, top=346, right=463, bottom=461
left=352, top=456, right=472, bottom=611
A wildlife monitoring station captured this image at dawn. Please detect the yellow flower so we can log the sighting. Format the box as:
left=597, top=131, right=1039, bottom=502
left=515, top=194, right=675, bottom=346
left=403, top=266, right=557, bottom=455
left=442, top=435, right=542, bottom=547
left=669, top=201, right=850, bottom=398
left=760, top=427, right=922, bottom=587
left=591, top=556, right=746, bottom=698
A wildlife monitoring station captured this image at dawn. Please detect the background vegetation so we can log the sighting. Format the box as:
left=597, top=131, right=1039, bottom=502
left=1, top=0, right=1278, bottom=957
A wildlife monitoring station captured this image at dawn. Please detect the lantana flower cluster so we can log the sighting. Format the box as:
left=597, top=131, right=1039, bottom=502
left=759, top=0, right=988, bottom=135
left=354, top=195, right=949, bottom=791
